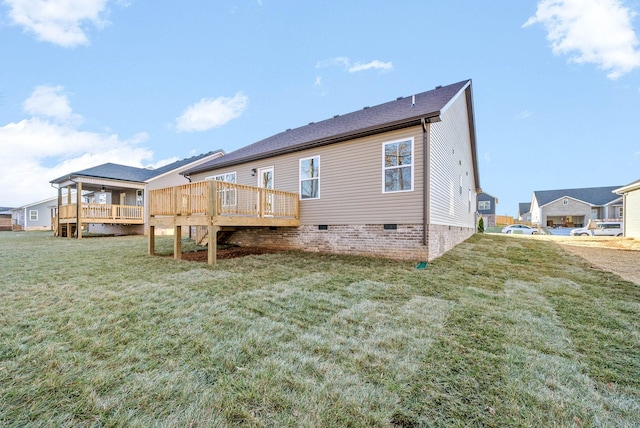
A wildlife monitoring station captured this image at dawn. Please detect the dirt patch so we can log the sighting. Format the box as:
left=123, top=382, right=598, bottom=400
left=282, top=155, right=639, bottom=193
left=533, top=236, right=640, bottom=285
left=173, top=246, right=283, bottom=262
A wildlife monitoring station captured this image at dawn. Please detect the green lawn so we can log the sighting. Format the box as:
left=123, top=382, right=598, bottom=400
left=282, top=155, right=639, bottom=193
left=0, top=232, right=638, bottom=427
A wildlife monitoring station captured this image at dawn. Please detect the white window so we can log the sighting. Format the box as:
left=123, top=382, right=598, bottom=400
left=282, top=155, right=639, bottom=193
left=478, top=200, right=491, bottom=210
left=383, top=138, right=413, bottom=192
left=29, top=210, right=38, bottom=221
left=563, top=198, right=569, bottom=205
left=300, top=156, right=320, bottom=199
left=206, top=172, right=237, bottom=183
left=206, top=172, right=237, bottom=206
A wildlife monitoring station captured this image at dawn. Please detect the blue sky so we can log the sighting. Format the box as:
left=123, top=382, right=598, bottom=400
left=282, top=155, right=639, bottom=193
left=1, top=0, right=639, bottom=216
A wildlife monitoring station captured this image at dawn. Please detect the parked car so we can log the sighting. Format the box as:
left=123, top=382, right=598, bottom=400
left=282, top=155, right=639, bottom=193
left=570, top=221, right=623, bottom=237
left=501, top=224, right=544, bottom=235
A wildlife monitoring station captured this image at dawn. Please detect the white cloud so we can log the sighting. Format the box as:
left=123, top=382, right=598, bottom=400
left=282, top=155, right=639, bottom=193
left=22, top=85, right=82, bottom=124
left=313, top=76, right=322, bottom=87
left=4, top=0, right=110, bottom=47
left=316, top=56, right=394, bottom=73
left=524, top=0, right=640, bottom=79
left=175, top=92, right=248, bottom=133
left=0, top=86, right=170, bottom=206
left=348, top=60, right=393, bottom=73
left=516, top=110, right=533, bottom=120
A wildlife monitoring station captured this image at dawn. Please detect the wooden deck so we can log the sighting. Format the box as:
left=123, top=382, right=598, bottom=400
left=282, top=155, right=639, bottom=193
left=148, top=180, right=300, bottom=264
left=58, top=203, right=144, bottom=224
left=55, top=203, right=144, bottom=237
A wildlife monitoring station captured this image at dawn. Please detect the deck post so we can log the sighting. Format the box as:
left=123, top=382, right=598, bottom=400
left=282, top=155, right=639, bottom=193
left=174, top=225, right=182, bottom=260
left=208, top=225, right=218, bottom=265
left=67, top=186, right=72, bottom=239
left=148, top=225, right=155, bottom=256
left=76, top=181, right=83, bottom=239
left=56, top=187, right=62, bottom=237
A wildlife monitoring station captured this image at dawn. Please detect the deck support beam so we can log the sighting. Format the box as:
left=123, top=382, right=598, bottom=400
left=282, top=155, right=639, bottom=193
left=208, top=225, right=218, bottom=265
left=148, top=225, right=155, bottom=256
left=174, top=225, right=182, bottom=260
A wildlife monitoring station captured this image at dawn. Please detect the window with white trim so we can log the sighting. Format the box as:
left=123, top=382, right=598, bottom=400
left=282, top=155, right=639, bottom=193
left=478, top=200, right=491, bottom=210
left=383, top=138, right=413, bottom=192
left=206, top=172, right=237, bottom=206
left=300, top=156, right=320, bottom=199
left=29, top=210, right=38, bottom=221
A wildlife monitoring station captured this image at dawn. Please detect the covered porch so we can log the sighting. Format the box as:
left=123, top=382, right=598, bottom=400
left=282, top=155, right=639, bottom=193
left=148, top=180, right=299, bottom=265
left=52, top=179, right=145, bottom=238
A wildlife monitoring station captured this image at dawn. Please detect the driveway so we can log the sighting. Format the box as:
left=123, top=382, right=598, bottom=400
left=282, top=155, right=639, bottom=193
left=541, top=236, right=640, bottom=285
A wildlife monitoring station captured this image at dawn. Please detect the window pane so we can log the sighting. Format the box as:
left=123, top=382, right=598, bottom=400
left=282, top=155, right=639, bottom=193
left=301, top=158, right=319, bottom=179
left=301, top=179, right=318, bottom=199
left=398, top=141, right=412, bottom=165
left=385, top=167, right=412, bottom=191
left=398, top=166, right=411, bottom=190
left=385, top=143, right=399, bottom=167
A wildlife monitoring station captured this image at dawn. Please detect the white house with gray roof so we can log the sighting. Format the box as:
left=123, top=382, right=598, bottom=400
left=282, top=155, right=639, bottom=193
left=171, top=80, right=480, bottom=262
left=10, top=196, right=60, bottom=231
left=614, top=179, right=640, bottom=238
left=50, top=151, right=224, bottom=238
left=530, top=186, right=623, bottom=228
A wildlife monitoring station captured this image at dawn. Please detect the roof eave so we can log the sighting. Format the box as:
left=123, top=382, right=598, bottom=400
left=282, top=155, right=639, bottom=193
left=184, top=114, right=439, bottom=176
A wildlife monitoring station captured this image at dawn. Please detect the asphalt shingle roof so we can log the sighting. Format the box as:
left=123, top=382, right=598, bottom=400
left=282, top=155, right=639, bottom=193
left=185, top=80, right=472, bottom=175
left=534, top=186, right=622, bottom=207
left=50, top=151, right=221, bottom=184
left=518, top=202, right=531, bottom=215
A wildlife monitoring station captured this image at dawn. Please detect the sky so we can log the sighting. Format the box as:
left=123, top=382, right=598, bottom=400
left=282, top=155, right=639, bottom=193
left=1, top=0, right=639, bottom=216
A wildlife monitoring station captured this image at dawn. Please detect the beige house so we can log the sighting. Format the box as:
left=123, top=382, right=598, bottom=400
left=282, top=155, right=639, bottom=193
left=49, top=151, right=224, bottom=238
left=614, top=179, right=640, bottom=238
left=150, top=80, right=481, bottom=263
left=530, top=186, right=623, bottom=228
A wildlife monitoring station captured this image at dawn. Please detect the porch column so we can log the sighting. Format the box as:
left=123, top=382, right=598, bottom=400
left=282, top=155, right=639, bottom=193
left=56, top=187, right=62, bottom=237
left=67, top=186, right=72, bottom=239
left=76, top=182, right=83, bottom=239
left=208, top=225, right=219, bottom=266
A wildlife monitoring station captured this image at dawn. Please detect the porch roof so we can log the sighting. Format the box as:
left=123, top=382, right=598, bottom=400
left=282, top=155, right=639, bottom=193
left=50, top=151, right=223, bottom=185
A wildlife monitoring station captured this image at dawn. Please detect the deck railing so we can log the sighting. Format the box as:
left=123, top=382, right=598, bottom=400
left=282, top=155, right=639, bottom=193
left=149, top=180, right=299, bottom=219
left=58, top=203, right=144, bottom=222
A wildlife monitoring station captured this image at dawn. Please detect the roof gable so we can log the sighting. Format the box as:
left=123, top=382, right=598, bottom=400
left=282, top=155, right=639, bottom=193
left=185, top=80, right=472, bottom=175
left=518, top=202, right=531, bottom=214
left=533, top=186, right=623, bottom=207
left=614, top=178, right=640, bottom=194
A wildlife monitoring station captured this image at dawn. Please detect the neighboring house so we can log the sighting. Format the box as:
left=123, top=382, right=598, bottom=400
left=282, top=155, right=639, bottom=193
left=0, top=207, right=15, bottom=231
left=530, top=186, right=623, bottom=228
left=477, top=192, right=498, bottom=227
left=164, top=80, right=480, bottom=262
left=10, top=197, right=58, bottom=231
left=614, top=179, right=640, bottom=238
left=518, top=203, right=531, bottom=222
left=49, top=151, right=224, bottom=238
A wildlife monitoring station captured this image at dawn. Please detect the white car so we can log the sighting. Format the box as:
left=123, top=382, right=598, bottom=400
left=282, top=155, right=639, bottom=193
left=570, top=221, right=623, bottom=237
left=501, top=224, right=544, bottom=235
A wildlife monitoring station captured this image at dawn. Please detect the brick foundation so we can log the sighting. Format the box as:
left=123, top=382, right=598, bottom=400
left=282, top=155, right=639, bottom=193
left=227, top=224, right=474, bottom=261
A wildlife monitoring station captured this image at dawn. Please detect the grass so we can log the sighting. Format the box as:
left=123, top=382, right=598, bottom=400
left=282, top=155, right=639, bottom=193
left=0, top=231, right=638, bottom=427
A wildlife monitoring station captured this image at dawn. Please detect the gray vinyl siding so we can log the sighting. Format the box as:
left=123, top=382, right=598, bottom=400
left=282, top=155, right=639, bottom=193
left=22, top=199, right=55, bottom=230
left=625, top=188, right=640, bottom=237
left=190, top=127, right=425, bottom=225
left=428, top=91, right=476, bottom=227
